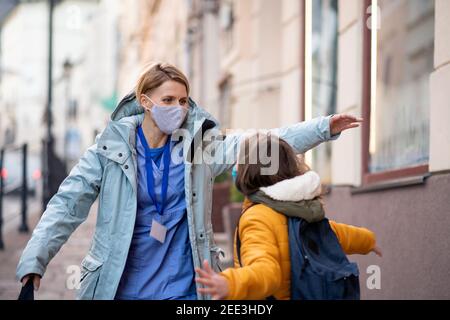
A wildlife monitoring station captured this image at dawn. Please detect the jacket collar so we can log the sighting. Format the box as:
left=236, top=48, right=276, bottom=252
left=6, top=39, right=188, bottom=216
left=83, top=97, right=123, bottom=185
left=242, top=171, right=325, bottom=222
left=242, top=171, right=323, bottom=211
left=96, top=114, right=143, bottom=164
left=260, top=171, right=322, bottom=202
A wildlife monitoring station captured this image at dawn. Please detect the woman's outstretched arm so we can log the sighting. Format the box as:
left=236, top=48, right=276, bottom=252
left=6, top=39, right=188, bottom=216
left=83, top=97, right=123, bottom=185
left=209, top=114, right=362, bottom=178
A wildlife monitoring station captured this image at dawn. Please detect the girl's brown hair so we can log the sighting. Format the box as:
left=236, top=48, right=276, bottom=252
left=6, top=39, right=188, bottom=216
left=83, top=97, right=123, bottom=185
left=235, top=133, right=310, bottom=196
left=135, top=62, right=190, bottom=98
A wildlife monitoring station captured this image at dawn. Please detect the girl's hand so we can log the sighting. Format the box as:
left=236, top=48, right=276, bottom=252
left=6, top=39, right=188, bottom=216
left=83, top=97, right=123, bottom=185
left=330, top=114, right=364, bottom=136
left=371, top=246, right=383, bottom=257
left=195, top=260, right=229, bottom=300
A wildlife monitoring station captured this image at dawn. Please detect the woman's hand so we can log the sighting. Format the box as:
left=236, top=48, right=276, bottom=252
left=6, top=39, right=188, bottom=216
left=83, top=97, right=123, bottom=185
left=195, top=260, right=229, bottom=300
left=21, top=274, right=41, bottom=291
left=371, top=246, right=383, bottom=257
left=330, top=114, right=364, bottom=136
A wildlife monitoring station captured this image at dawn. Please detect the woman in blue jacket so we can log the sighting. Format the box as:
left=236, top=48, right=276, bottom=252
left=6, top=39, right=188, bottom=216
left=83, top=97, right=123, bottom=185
left=17, top=62, right=362, bottom=300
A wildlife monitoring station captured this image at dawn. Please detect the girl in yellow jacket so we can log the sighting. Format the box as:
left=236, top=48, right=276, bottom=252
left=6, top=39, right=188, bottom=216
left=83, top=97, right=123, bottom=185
left=195, top=133, right=382, bottom=300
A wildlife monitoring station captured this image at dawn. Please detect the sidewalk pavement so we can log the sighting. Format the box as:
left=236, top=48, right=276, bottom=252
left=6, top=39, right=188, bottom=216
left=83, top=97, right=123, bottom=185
left=0, top=201, right=97, bottom=300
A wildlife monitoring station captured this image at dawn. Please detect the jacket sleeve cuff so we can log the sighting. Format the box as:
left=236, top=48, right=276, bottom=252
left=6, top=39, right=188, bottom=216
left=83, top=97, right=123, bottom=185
left=16, top=264, right=45, bottom=282
left=325, top=114, right=341, bottom=141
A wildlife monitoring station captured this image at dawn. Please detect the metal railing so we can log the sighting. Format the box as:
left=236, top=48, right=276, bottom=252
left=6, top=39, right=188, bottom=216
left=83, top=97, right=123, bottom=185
left=0, top=143, right=29, bottom=250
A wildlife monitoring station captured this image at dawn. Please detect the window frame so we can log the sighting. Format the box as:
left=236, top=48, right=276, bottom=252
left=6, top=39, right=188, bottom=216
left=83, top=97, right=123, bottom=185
left=360, top=0, right=430, bottom=186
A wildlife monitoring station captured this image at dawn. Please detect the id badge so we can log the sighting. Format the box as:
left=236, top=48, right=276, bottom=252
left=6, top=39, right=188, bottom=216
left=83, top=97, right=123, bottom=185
left=150, top=218, right=167, bottom=243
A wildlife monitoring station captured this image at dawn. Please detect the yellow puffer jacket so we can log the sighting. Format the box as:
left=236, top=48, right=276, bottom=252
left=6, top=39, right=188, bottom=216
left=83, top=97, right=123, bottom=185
left=220, top=198, right=376, bottom=300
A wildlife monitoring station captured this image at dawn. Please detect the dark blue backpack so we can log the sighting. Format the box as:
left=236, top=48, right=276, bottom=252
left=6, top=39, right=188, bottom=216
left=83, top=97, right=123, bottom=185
left=236, top=216, right=360, bottom=300
left=288, top=217, right=360, bottom=300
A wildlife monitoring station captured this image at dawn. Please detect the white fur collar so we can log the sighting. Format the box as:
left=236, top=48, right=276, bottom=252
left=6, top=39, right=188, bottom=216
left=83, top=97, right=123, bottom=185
left=260, top=171, right=322, bottom=201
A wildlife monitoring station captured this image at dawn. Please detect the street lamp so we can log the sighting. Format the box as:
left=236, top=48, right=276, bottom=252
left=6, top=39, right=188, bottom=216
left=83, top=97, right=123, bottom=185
left=63, top=58, right=73, bottom=167
left=42, top=0, right=67, bottom=212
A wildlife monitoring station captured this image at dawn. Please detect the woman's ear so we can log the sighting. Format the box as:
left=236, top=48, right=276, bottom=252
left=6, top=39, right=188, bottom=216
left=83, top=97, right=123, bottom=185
left=139, top=95, right=146, bottom=108
left=140, top=94, right=151, bottom=109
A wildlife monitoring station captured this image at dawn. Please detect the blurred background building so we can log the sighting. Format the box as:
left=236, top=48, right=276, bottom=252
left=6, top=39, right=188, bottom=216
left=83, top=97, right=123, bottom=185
left=0, top=0, right=449, bottom=300
left=0, top=0, right=118, bottom=167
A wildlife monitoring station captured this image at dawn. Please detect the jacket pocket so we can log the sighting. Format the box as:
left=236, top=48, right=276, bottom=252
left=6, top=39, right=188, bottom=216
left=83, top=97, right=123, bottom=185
left=323, top=262, right=360, bottom=300
left=77, top=254, right=103, bottom=300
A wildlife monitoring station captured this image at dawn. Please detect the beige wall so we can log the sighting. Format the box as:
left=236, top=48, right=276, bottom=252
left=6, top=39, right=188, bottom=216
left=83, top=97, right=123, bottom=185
left=223, top=0, right=304, bottom=132
left=116, top=0, right=142, bottom=97
left=185, top=0, right=221, bottom=119
left=331, top=0, right=364, bottom=186
left=117, top=0, right=188, bottom=98
left=280, top=0, right=303, bottom=126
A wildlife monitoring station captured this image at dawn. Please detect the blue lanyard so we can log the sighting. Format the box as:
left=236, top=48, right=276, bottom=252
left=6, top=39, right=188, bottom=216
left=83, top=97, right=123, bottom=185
left=137, top=126, right=171, bottom=216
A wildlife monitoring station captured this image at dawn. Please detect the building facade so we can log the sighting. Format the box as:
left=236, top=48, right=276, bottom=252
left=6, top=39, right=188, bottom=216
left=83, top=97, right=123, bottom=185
left=132, top=0, right=450, bottom=299
left=116, top=0, right=189, bottom=97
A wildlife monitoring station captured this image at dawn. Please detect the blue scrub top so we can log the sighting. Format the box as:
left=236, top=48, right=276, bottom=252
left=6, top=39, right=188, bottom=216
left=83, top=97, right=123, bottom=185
left=115, top=129, right=197, bottom=300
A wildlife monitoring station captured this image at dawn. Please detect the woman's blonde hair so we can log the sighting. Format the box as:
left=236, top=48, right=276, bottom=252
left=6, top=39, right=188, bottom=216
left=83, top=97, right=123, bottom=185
left=135, top=62, right=190, bottom=98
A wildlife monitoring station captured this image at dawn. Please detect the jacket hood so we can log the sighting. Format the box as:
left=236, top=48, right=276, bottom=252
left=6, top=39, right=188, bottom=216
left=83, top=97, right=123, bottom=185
left=110, top=91, right=219, bottom=128
left=110, top=91, right=143, bottom=121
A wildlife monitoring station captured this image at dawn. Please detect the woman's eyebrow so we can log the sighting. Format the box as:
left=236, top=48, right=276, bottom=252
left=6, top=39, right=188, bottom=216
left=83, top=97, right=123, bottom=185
left=161, top=95, right=187, bottom=100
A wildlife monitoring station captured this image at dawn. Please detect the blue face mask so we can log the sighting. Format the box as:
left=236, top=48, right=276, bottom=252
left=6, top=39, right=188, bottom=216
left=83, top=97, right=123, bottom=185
left=231, top=165, right=238, bottom=182
left=143, top=95, right=188, bottom=135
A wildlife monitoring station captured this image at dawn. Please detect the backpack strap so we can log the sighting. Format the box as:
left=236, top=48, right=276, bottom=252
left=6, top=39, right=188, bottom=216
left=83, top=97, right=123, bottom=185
left=235, top=202, right=277, bottom=300
left=236, top=222, right=243, bottom=267
left=235, top=204, right=252, bottom=268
